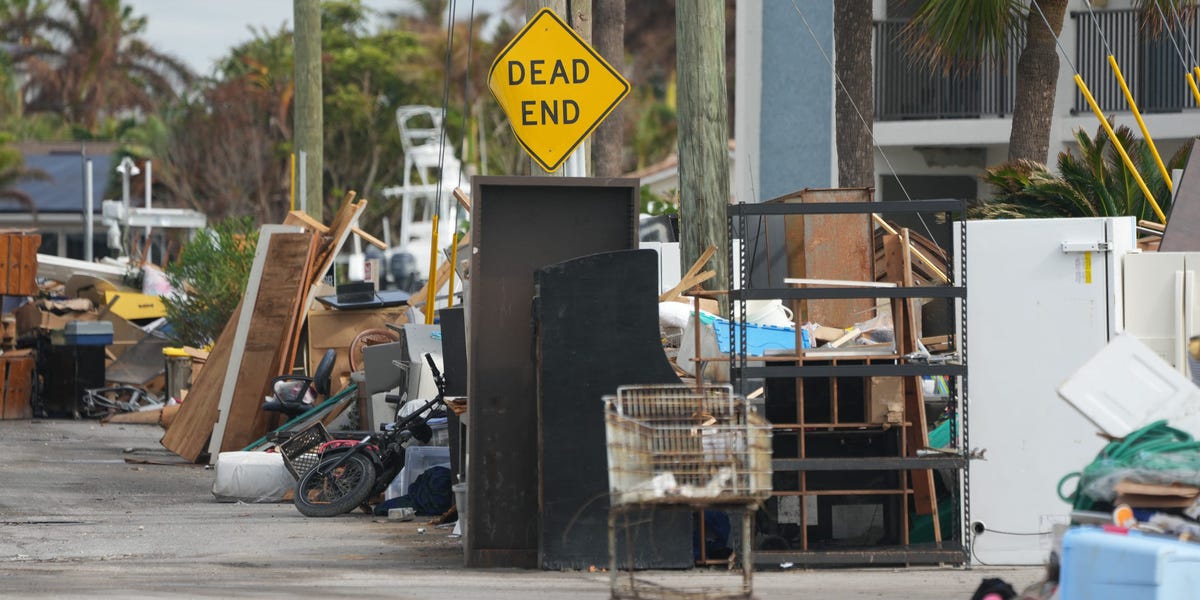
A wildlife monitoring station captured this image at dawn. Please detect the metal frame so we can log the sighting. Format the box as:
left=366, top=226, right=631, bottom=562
left=726, top=198, right=970, bottom=566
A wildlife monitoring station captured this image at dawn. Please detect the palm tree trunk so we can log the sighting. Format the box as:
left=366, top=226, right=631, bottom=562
left=834, top=0, right=874, bottom=188
left=592, top=0, right=625, bottom=177
left=1009, top=0, right=1067, bottom=164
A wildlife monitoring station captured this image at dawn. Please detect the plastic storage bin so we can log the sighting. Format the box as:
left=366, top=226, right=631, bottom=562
left=385, top=445, right=451, bottom=500
left=1060, top=526, right=1200, bottom=600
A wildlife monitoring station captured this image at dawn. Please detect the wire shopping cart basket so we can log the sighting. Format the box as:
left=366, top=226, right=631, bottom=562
left=604, top=384, right=772, bottom=600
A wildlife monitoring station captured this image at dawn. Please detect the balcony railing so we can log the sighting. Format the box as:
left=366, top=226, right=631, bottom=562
left=874, top=19, right=1023, bottom=121
left=1073, top=8, right=1200, bottom=114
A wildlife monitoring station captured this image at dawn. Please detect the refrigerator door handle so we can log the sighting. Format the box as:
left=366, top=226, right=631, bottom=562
left=1186, top=269, right=1196, bottom=380
left=1175, top=271, right=1187, bottom=375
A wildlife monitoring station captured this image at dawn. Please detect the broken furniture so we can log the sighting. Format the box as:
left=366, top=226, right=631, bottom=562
left=727, top=196, right=968, bottom=566
left=0, top=231, right=40, bottom=296
left=0, top=349, right=34, bottom=419
left=534, top=250, right=693, bottom=570
left=464, top=176, right=639, bottom=568
left=163, top=193, right=373, bottom=463
left=262, top=349, right=338, bottom=419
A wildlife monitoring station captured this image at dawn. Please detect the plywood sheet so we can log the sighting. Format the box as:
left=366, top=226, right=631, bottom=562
left=159, top=300, right=242, bottom=462
left=214, top=231, right=316, bottom=453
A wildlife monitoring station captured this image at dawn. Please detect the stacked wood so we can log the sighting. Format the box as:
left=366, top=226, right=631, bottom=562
left=0, top=231, right=41, bottom=296
left=872, top=220, right=950, bottom=286
left=161, top=194, right=372, bottom=463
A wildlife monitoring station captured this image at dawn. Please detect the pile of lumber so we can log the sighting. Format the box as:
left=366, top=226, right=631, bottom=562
left=161, top=193, right=381, bottom=463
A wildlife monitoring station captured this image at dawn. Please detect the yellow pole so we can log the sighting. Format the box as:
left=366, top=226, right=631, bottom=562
left=290, top=153, right=296, bottom=211
left=1074, top=74, right=1167, bottom=223
left=446, top=232, right=458, bottom=308
left=1189, top=72, right=1200, bottom=108
left=425, top=214, right=440, bottom=325
left=1108, top=56, right=1171, bottom=191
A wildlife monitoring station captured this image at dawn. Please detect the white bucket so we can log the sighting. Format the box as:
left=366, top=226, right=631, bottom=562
left=737, top=299, right=794, bottom=328
left=453, top=482, right=468, bottom=539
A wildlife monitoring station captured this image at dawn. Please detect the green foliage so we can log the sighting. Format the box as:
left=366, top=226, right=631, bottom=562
left=974, top=122, right=1191, bottom=222
left=161, top=217, right=259, bottom=347
left=640, top=185, right=678, bottom=216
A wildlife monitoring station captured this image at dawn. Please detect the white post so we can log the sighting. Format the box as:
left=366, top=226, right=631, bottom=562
left=84, top=160, right=94, bottom=262
left=144, top=160, right=152, bottom=240
left=298, top=150, right=308, bottom=214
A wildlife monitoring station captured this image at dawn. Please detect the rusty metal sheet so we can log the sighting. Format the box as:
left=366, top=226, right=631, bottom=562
left=777, top=187, right=874, bottom=328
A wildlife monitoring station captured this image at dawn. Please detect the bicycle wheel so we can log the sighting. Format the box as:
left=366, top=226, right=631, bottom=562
left=294, top=452, right=376, bottom=517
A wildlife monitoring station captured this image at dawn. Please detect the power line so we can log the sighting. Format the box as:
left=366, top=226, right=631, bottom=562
left=789, top=0, right=937, bottom=243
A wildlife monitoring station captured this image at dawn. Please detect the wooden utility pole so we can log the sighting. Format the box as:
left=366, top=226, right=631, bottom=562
left=592, top=0, right=625, bottom=177
left=676, top=1, right=729, bottom=311
left=524, top=0, right=590, bottom=177
left=294, top=0, right=323, bottom=220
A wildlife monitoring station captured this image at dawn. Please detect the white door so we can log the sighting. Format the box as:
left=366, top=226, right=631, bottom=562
left=961, top=217, right=1135, bottom=565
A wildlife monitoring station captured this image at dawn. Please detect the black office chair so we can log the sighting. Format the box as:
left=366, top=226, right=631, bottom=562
left=262, top=348, right=337, bottom=418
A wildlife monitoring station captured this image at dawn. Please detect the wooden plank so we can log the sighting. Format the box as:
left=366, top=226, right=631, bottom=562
left=658, top=245, right=715, bottom=302
left=4, top=357, right=34, bottom=419
left=352, top=227, right=386, bottom=250
left=884, top=231, right=940, bottom=538
left=208, top=227, right=312, bottom=459
left=283, top=210, right=330, bottom=233
left=160, top=300, right=242, bottom=462
left=280, top=234, right=319, bottom=380
left=17, top=235, right=40, bottom=296
left=0, top=235, right=9, bottom=295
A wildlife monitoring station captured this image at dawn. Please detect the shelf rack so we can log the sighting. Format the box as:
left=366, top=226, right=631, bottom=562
left=726, top=196, right=969, bottom=566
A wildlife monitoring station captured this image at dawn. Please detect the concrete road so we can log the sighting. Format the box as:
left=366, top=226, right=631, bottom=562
left=0, top=420, right=1045, bottom=598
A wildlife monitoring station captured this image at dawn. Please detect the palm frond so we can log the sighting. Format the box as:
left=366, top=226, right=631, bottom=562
left=901, top=0, right=1026, bottom=74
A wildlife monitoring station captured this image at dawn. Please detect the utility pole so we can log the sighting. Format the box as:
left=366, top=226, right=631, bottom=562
left=592, top=0, right=624, bottom=178
left=676, top=1, right=729, bottom=312
left=524, top=0, right=591, bottom=177
left=294, top=0, right=323, bottom=220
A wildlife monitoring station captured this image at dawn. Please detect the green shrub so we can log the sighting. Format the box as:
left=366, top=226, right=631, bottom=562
left=162, top=217, right=259, bottom=347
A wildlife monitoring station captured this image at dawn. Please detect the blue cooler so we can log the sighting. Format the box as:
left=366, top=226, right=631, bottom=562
left=1060, top=526, right=1200, bottom=600
left=63, top=321, right=114, bottom=346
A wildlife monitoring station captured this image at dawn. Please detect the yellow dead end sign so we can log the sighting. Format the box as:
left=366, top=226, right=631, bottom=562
left=488, top=8, right=631, bottom=172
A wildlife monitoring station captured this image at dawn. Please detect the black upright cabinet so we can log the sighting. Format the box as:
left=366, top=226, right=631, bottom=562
left=41, top=344, right=105, bottom=417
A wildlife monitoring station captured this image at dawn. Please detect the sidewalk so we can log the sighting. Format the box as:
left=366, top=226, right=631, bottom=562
left=0, top=420, right=1043, bottom=598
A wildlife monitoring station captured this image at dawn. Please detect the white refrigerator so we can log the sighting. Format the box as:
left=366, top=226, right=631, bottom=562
left=957, top=216, right=1137, bottom=565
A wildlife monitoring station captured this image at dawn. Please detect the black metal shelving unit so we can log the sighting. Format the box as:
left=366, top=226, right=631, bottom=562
left=726, top=198, right=969, bottom=566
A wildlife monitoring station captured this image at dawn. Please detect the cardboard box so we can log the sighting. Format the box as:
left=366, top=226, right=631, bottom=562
left=306, top=306, right=409, bottom=396
left=868, top=377, right=904, bottom=425
left=14, top=299, right=96, bottom=337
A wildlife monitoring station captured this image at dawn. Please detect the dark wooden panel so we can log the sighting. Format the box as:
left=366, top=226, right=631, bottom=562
left=1161, top=140, right=1200, bottom=251
left=467, top=176, right=637, bottom=569
left=534, top=250, right=692, bottom=570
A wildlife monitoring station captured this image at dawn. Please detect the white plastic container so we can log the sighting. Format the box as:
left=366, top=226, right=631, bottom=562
left=212, top=451, right=293, bottom=503
left=452, top=482, right=468, bottom=539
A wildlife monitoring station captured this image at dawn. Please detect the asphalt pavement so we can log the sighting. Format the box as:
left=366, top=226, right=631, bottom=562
left=0, top=420, right=1045, bottom=599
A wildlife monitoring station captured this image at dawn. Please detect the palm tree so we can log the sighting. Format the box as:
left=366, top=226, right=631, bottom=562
left=7, top=0, right=193, bottom=132
left=974, top=123, right=1191, bottom=220
left=902, top=0, right=1193, bottom=164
